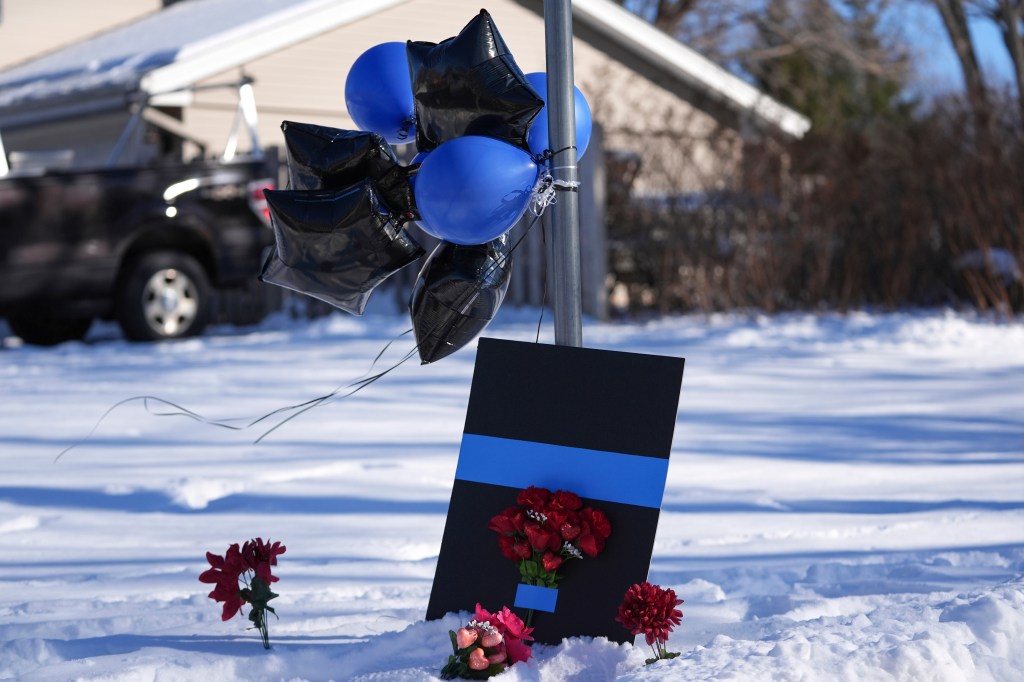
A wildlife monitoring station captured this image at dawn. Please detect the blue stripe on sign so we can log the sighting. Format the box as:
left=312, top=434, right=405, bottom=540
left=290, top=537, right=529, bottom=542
left=515, top=583, right=559, bottom=612
left=455, top=434, right=668, bottom=509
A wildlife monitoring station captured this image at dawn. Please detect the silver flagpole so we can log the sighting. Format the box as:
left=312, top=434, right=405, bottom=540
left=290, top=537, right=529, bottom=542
left=544, top=0, right=583, bottom=347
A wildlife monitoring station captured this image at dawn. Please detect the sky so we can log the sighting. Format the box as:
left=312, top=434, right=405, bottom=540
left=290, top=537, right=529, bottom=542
left=903, top=2, right=1018, bottom=98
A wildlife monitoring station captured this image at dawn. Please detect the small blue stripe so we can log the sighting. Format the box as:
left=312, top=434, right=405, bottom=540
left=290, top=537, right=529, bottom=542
left=455, top=434, right=668, bottom=509
left=515, top=584, right=558, bottom=612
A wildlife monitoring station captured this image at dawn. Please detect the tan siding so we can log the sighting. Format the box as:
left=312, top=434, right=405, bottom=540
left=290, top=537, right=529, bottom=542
left=0, top=0, right=162, bottom=71
left=186, top=0, right=740, bottom=195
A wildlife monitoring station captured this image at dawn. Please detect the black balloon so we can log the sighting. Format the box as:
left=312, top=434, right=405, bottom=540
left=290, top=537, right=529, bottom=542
left=407, top=9, right=543, bottom=153
left=409, top=234, right=513, bottom=364
left=260, top=179, right=424, bottom=315
left=281, top=121, right=418, bottom=218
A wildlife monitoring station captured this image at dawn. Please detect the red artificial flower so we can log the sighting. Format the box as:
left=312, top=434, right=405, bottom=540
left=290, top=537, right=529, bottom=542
left=548, top=490, right=583, bottom=512
left=525, top=522, right=561, bottom=553
left=556, top=511, right=582, bottom=542
left=581, top=507, right=611, bottom=540
left=542, top=551, right=563, bottom=573
left=241, top=537, right=286, bottom=584
left=199, top=544, right=248, bottom=620
left=495, top=607, right=534, bottom=664
left=498, top=535, right=532, bottom=561
left=474, top=604, right=534, bottom=665
left=615, top=582, right=684, bottom=646
left=577, top=507, right=611, bottom=557
left=488, top=507, right=525, bottom=535
left=516, top=486, right=551, bottom=510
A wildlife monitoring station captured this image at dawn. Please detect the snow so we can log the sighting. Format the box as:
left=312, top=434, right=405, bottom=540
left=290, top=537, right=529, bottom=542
left=0, top=0, right=336, bottom=107
left=0, top=308, right=1022, bottom=681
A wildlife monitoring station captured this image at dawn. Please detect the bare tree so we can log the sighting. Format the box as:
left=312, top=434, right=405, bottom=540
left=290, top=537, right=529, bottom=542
left=970, top=1, right=1024, bottom=121
left=933, top=0, right=991, bottom=119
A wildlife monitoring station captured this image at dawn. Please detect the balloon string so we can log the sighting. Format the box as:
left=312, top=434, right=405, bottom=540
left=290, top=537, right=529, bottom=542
left=532, top=145, right=576, bottom=164
left=56, top=211, right=548, bottom=459
left=252, top=345, right=419, bottom=444
left=54, top=327, right=417, bottom=461
left=528, top=173, right=579, bottom=216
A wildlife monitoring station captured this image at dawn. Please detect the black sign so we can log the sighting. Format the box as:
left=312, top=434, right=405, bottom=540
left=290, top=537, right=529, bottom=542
left=426, top=338, right=684, bottom=644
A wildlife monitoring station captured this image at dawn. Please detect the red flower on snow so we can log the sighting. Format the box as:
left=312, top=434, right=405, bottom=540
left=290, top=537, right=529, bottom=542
left=199, top=537, right=286, bottom=649
left=616, top=582, right=684, bottom=664
left=198, top=543, right=248, bottom=620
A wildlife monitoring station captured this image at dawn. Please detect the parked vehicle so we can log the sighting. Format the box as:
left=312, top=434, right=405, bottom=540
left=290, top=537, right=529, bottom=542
left=0, top=80, right=277, bottom=345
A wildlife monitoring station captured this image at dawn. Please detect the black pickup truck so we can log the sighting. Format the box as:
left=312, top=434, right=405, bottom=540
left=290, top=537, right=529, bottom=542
left=0, top=83, right=277, bottom=345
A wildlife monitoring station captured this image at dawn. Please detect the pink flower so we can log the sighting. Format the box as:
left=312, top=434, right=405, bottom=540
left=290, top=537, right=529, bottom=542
left=475, top=603, right=500, bottom=629
left=495, top=607, right=534, bottom=665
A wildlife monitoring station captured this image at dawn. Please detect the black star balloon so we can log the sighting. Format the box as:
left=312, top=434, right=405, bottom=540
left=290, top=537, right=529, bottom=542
left=260, top=179, right=424, bottom=315
left=409, top=233, right=513, bottom=364
left=407, top=9, right=543, bottom=153
left=281, top=121, right=418, bottom=219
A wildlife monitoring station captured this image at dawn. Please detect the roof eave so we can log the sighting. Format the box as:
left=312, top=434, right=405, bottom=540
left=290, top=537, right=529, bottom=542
left=140, top=0, right=411, bottom=96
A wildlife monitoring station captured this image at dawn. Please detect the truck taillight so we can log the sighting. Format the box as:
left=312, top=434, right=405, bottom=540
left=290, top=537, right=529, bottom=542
left=247, top=179, right=275, bottom=227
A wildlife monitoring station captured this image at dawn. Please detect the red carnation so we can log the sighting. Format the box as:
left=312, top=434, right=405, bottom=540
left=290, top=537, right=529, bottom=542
left=581, top=507, right=611, bottom=540
left=616, top=582, right=683, bottom=664
left=498, top=535, right=532, bottom=561
left=548, top=490, right=583, bottom=512
left=516, top=486, right=551, bottom=510
left=525, top=522, right=561, bottom=553
left=488, top=507, right=525, bottom=535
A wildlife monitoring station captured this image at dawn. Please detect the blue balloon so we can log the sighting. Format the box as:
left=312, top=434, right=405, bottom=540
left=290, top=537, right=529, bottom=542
left=415, top=136, right=539, bottom=246
left=524, top=72, right=593, bottom=161
left=345, top=42, right=416, bottom=145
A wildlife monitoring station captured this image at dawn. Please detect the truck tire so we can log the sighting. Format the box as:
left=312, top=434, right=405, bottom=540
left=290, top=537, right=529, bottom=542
left=7, top=315, right=92, bottom=346
left=117, top=251, right=212, bottom=341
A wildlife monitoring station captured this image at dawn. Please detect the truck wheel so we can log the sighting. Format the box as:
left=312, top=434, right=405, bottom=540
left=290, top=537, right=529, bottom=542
left=117, top=251, right=212, bottom=341
left=7, top=315, right=92, bottom=346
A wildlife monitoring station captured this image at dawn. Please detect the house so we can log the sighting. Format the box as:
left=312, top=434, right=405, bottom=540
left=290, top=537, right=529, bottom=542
left=0, top=0, right=809, bottom=316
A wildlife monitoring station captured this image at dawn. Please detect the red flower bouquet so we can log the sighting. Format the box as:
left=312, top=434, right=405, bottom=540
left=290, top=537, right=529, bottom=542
left=488, top=486, right=611, bottom=589
left=440, top=603, right=534, bottom=679
left=616, top=582, right=684, bottom=664
left=199, top=537, right=286, bottom=649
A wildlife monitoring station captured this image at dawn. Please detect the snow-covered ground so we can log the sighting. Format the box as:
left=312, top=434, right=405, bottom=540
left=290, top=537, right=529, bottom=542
left=1, top=309, right=1022, bottom=681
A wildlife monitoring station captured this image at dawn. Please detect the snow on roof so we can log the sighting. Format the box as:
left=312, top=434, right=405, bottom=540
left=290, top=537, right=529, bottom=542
left=0, top=0, right=407, bottom=111
left=0, top=0, right=808, bottom=138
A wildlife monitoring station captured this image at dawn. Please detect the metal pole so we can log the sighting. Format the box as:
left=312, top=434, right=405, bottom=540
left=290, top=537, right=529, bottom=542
left=544, top=0, right=583, bottom=347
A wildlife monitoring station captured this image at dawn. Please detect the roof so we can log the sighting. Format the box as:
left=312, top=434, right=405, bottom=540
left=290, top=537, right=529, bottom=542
left=0, top=0, right=809, bottom=137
